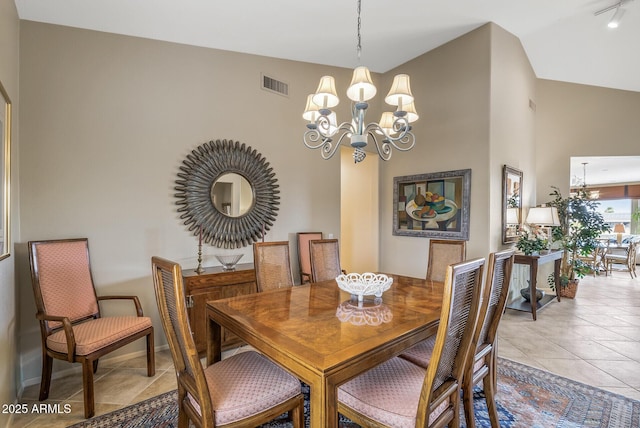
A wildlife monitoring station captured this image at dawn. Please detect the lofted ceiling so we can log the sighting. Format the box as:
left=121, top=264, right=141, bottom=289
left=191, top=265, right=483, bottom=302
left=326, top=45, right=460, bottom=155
left=13, top=0, right=640, bottom=93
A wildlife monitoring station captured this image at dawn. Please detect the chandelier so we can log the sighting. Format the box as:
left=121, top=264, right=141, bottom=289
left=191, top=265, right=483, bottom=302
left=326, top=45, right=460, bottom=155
left=302, top=0, right=418, bottom=163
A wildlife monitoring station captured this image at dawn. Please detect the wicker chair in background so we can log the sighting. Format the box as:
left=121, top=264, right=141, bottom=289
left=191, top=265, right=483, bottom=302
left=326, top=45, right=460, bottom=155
left=28, top=238, right=155, bottom=418
left=253, top=241, right=294, bottom=292
left=606, top=241, right=638, bottom=278
left=426, top=239, right=467, bottom=283
left=151, top=257, right=304, bottom=428
left=309, top=238, right=344, bottom=283
left=296, top=232, right=322, bottom=284
left=338, top=258, right=486, bottom=428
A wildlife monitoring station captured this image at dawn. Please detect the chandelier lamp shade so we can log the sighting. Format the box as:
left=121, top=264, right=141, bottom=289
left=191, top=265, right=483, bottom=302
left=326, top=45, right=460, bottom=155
left=302, top=0, right=418, bottom=164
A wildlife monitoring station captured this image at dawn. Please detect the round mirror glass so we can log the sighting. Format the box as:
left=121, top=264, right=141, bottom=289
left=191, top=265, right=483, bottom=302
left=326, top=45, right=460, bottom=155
left=211, top=173, right=254, bottom=217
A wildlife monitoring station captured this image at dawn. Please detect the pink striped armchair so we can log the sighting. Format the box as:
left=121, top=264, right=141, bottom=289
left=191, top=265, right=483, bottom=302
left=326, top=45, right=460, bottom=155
left=28, top=238, right=155, bottom=418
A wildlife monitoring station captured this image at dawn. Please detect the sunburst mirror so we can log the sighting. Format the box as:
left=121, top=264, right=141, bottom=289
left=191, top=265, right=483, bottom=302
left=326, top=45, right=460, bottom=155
left=175, top=139, right=280, bottom=248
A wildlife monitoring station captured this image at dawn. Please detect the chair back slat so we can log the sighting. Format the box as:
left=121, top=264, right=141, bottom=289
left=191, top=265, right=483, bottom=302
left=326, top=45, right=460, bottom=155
left=426, top=239, right=466, bottom=283
left=29, top=239, right=100, bottom=330
left=310, top=239, right=342, bottom=283
left=151, top=257, right=212, bottom=421
left=253, top=241, right=294, bottom=291
left=297, top=232, right=322, bottom=283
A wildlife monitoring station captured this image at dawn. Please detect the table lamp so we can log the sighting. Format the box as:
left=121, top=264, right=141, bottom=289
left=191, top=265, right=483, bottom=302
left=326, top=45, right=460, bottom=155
left=525, top=206, right=561, bottom=247
left=613, top=223, right=625, bottom=244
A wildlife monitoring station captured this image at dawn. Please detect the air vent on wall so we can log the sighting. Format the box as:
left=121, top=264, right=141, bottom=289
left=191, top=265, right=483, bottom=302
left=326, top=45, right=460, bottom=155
left=261, top=74, right=289, bottom=96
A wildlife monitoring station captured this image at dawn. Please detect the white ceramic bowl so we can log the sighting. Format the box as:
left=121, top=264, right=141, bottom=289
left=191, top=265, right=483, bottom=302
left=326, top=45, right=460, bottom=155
left=335, top=273, right=393, bottom=302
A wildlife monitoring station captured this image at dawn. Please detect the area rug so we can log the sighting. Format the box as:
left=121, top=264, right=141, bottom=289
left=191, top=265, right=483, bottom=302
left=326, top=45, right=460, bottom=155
left=67, top=358, right=640, bottom=428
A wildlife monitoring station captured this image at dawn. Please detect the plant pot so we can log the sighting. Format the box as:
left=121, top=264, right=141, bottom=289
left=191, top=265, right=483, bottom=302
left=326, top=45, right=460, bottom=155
left=559, top=279, right=579, bottom=299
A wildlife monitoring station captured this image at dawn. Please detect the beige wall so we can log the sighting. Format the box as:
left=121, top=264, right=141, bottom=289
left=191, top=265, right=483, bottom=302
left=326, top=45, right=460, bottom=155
left=378, top=23, right=538, bottom=278
left=379, top=25, right=493, bottom=278
left=340, top=146, right=379, bottom=273
left=17, top=21, right=347, bottom=385
left=535, top=80, right=640, bottom=204
left=0, top=0, right=20, bottom=425
left=488, top=24, right=537, bottom=249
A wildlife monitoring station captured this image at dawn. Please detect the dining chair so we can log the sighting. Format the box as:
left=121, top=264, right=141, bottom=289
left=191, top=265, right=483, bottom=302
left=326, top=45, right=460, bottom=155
left=151, top=256, right=304, bottom=428
left=400, top=250, right=514, bottom=428
left=337, top=257, right=486, bottom=428
left=578, top=238, right=609, bottom=276
left=253, top=241, right=294, bottom=291
left=309, top=238, right=344, bottom=283
left=426, top=239, right=466, bottom=283
left=605, top=241, right=638, bottom=278
left=28, top=238, right=155, bottom=418
left=296, top=232, right=322, bottom=284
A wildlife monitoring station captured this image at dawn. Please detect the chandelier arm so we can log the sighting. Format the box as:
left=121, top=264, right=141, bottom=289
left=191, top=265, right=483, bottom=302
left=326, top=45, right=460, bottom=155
left=364, top=122, right=416, bottom=152
left=365, top=130, right=393, bottom=161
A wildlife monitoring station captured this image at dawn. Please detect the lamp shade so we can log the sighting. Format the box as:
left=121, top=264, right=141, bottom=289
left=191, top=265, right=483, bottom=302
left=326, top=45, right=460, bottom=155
left=346, top=66, right=377, bottom=102
left=613, top=223, right=626, bottom=233
left=378, top=112, right=396, bottom=135
left=385, top=74, right=414, bottom=108
left=302, top=94, right=320, bottom=122
left=403, top=101, right=419, bottom=123
left=312, top=76, right=339, bottom=109
left=525, top=206, right=560, bottom=226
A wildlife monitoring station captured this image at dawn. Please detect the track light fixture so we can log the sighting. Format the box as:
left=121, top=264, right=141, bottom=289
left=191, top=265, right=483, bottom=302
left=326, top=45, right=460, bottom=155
left=594, top=0, right=634, bottom=28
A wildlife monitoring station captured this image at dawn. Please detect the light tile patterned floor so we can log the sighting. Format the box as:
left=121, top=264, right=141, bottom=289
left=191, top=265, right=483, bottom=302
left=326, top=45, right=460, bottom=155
left=498, top=271, right=640, bottom=400
left=11, top=271, right=640, bottom=427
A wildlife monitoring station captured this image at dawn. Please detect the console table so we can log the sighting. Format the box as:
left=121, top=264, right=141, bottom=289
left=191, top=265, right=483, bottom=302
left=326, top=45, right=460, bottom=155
left=182, top=262, right=256, bottom=354
left=506, top=250, right=563, bottom=320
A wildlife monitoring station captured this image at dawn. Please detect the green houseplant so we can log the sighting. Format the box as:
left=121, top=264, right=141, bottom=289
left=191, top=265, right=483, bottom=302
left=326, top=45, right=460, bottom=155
left=546, top=186, right=610, bottom=296
left=516, top=229, right=548, bottom=255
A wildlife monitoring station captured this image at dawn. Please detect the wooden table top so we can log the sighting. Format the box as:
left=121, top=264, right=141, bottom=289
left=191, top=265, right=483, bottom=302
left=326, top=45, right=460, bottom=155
left=206, top=274, right=444, bottom=428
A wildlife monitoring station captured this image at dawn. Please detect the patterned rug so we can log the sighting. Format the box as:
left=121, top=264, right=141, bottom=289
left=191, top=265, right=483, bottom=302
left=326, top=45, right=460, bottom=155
left=67, top=358, right=640, bottom=428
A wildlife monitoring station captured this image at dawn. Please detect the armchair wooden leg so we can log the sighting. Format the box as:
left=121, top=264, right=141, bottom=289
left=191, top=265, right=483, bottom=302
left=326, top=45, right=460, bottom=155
left=146, top=331, right=155, bottom=377
left=82, top=360, right=95, bottom=419
left=39, top=353, right=53, bottom=401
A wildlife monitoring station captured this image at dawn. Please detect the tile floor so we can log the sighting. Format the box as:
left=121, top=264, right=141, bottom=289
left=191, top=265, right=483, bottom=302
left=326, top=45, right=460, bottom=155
left=11, top=271, right=640, bottom=427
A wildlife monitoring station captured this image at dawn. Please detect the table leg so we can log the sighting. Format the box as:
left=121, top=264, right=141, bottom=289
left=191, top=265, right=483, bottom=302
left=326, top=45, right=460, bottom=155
left=206, top=312, right=221, bottom=366
left=554, top=258, right=562, bottom=302
left=309, top=379, right=338, bottom=428
left=530, top=261, right=538, bottom=321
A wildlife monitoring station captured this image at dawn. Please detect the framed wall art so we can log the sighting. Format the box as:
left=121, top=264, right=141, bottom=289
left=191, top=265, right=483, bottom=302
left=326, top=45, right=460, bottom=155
left=0, top=80, right=11, bottom=261
left=393, top=169, right=471, bottom=240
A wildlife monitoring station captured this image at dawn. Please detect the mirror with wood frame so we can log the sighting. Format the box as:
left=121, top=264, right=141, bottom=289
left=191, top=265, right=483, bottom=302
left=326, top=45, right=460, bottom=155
left=502, top=165, right=523, bottom=244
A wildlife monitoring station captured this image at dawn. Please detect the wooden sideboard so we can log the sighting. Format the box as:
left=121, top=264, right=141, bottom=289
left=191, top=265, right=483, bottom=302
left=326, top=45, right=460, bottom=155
left=182, top=263, right=257, bottom=354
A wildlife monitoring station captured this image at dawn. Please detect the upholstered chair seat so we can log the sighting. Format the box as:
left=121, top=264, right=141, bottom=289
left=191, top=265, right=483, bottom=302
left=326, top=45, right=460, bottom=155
left=46, top=316, right=153, bottom=355
left=195, top=351, right=302, bottom=426
left=338, top=356, right=450, bottom=428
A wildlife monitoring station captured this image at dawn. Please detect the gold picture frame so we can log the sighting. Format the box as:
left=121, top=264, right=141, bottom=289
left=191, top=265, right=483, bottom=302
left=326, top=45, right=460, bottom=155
left=0, top=80, right=11, bottom=260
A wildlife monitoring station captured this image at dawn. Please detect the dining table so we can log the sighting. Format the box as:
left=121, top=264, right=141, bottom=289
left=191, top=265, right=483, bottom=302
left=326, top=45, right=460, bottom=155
left=206, top=274, right=444, bottom=428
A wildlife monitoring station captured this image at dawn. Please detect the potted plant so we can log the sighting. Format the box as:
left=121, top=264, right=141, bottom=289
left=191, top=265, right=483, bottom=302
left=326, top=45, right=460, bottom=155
left=546, top=186, right=610, bottom=297
left=516, top=228, right=548, bottom=256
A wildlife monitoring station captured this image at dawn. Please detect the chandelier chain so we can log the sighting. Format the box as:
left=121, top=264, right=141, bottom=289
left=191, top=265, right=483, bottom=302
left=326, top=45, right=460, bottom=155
left=356, top=0, right=362, bottom=62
